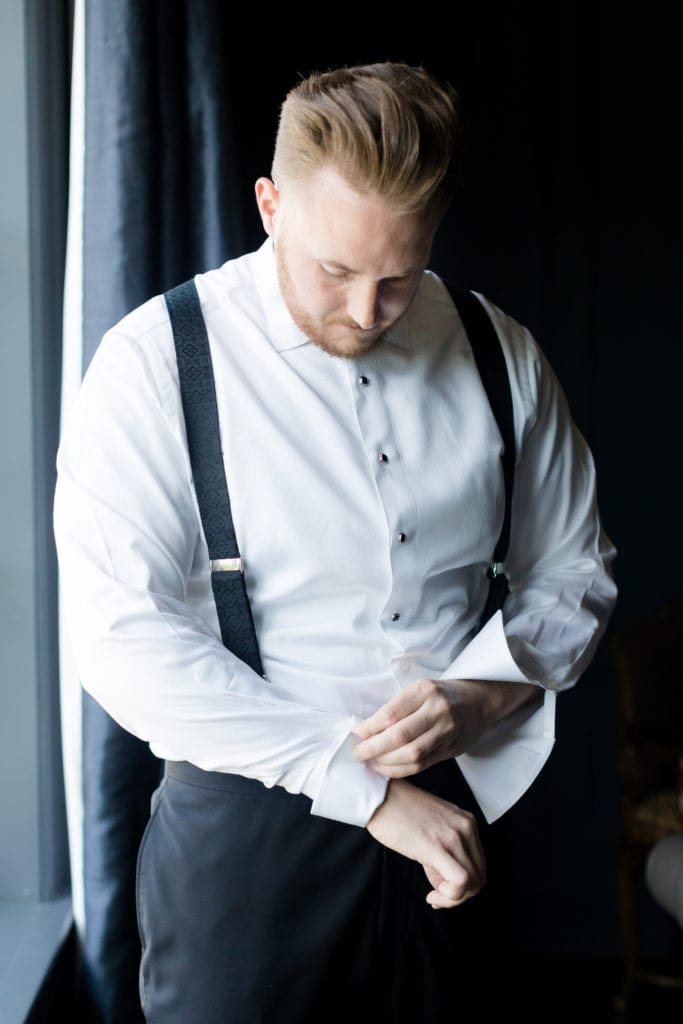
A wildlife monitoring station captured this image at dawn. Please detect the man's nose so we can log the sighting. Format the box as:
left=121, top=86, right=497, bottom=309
left=347, top=282, right=380, bottom=329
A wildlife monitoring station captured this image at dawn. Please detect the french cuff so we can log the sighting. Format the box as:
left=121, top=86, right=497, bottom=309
left=310, top=723, right=389, bottom=827
left=442, top=610, right=556, bottom=824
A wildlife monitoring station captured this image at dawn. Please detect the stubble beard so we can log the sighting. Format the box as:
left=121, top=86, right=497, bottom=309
left=274, top=241, right=388, bottom=360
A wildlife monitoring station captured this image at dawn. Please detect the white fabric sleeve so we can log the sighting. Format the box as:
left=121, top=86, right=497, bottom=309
left=441, top=611, right=555, bottom=823
left=499, top=330, right=617, bottom=689
left=440, top=309, right=617, bottom=823
left=53, top=329, right=387, bottom=828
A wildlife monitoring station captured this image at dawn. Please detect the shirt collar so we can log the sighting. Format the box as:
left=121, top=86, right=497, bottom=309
left=253, top=238, right=412, bottom=353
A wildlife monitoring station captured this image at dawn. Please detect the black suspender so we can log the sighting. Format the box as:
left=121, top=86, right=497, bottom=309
left=164, top=280, right=264, bottom=677
left=442, top=281, right=515, bottom=630
left=163, top=277, right=515, bottom=667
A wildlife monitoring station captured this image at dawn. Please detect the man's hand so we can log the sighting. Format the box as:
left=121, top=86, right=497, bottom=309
left=366, top=778, right=486, bottom=908
left=354, top=676, right=541, bottom=777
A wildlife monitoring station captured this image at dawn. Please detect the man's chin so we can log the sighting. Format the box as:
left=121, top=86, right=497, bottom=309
left=312, top=328, right=385, bottom=359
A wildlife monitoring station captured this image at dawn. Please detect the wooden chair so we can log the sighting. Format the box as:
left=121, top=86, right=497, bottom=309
left=610, top=600, right=683, bottom=1015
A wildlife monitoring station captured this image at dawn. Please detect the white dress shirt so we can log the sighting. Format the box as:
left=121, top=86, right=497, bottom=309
left=53, top=239, right=617, bottom=828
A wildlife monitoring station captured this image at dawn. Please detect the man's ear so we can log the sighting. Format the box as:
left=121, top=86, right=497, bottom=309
left=255, top=177, right=280, bottom=235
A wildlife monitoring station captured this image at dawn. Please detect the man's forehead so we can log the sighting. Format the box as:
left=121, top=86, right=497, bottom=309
left=281, top=176, right=435, bottom=270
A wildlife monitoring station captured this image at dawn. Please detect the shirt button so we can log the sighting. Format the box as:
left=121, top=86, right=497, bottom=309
left=358, top=375, right=369, bottom=386
left=397, top=531, right=407, bottom=543
left=378, top=452, right=389, bottom=463
left=399, top=657, right=411, bottom=672
left=391, top=612, right=400, bottom=621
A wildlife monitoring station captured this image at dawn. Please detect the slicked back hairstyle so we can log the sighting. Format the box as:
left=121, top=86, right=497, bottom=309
left=271, top=62, right=464, bottom=216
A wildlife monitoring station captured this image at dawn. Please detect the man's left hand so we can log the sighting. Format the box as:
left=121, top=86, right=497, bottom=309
left=353, top=677, right=540, bottom=777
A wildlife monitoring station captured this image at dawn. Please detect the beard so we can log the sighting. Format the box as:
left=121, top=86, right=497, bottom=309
left=274, top=239, right=391, bottom=359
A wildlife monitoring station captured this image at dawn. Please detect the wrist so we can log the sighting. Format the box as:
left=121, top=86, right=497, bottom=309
left=460, top=678, right=541, bottom=728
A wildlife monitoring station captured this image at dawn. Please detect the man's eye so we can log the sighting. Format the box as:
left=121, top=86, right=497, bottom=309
left=321, top=266, right=350, bottom=280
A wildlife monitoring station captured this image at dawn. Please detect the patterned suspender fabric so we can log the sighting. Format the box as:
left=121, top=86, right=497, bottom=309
left=164, top=279, right=264, bottom=676
left=163, top=276, right=515, bottom=664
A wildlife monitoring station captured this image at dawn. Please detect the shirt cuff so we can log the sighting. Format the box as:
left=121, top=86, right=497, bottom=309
left=442, top=610, right=556, bottom=823
left=310, top=724, right=389, bottom=827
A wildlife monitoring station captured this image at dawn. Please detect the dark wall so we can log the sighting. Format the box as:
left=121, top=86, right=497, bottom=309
left=220, top=1, right=681, bottom=962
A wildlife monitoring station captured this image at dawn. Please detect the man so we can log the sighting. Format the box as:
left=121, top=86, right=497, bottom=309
left=54, top=62, right=617, bottom=1022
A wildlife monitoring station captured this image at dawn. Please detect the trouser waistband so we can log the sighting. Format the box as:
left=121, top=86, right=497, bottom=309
left=163, top=760, right=296, bottom=800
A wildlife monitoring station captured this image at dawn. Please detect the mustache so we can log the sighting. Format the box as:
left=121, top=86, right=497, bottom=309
left=336, top=319, right=382, bottom=331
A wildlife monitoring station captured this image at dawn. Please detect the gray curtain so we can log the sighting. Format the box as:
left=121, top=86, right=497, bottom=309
left=80, top=3, right=245, bottom=1020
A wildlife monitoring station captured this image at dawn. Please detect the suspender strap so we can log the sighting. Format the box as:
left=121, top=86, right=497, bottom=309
left=164, top=279, right=264, bottom=676
left=443, top=282, right=515, bottom=629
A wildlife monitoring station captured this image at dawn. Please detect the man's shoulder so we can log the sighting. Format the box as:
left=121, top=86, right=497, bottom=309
left=91, top=250, right=262, bottom=385
left=417, top=271, right=554, bottom=430
left=190, top=246, right=263, bottom=319
left=111, top=247, right=260, bottom=342
left=88, top=246, right=265, bottom=415
left=420, top=270, right=540, bottom=359
left=111, top=292, right=170, bottom=345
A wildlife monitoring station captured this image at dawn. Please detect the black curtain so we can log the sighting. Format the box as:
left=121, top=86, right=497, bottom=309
left=80, top=3, right=246, bottom=1020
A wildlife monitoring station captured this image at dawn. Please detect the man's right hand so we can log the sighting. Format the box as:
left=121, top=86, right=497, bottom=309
left=365, top=778, right=486, bottom=909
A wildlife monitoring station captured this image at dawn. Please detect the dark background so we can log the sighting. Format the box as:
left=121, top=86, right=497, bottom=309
left=211, top=1, right=681, bottom=965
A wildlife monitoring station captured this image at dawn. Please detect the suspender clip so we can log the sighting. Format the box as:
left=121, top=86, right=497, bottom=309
left=487, top=561, right=505, bottom=580
left=210, top=558, right=244, bottom=573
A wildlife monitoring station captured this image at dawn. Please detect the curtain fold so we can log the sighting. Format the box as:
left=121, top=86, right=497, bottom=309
left=61, top=3, right=246, bottom=1020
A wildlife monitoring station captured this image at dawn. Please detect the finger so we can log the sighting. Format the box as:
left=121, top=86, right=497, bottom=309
left=368, top=726, right=447, bottom=769
left=428, top=809, right=486, bottom=888
left=426, top=890, right=460, bottom=909
left=424, top=866, right=472, bottom=909
left=362, top=724, right=448, bottom=765
left=424, top=864, right=447, bottom=891
left=354, top=708, right=430, bottom=762
left=452, top=828, right=487, bottom=893
left=437, top=869, right=485, bottom=902
left=371, top=759, right=436, bottom=779
left=355, top=695, right=456, bottom=763
left=427, top=854, right=477, bottom=903
left=428, top=825, right=487, bottom=899
left=353, top=680, right=428, bottom=740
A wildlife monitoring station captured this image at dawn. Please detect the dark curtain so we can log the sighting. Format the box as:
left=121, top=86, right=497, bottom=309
left=80, top=3, right=245, bottom=1020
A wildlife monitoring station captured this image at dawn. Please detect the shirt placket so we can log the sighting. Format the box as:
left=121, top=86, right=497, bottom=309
left=347, top=354, right=421, bottom=681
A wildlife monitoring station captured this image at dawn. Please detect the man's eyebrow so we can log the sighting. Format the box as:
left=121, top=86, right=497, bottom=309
left=319, top=259, right=422, bottom=279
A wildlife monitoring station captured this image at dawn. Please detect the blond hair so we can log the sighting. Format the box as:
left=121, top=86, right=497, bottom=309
left=271, top=62, right=464, bottom=216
